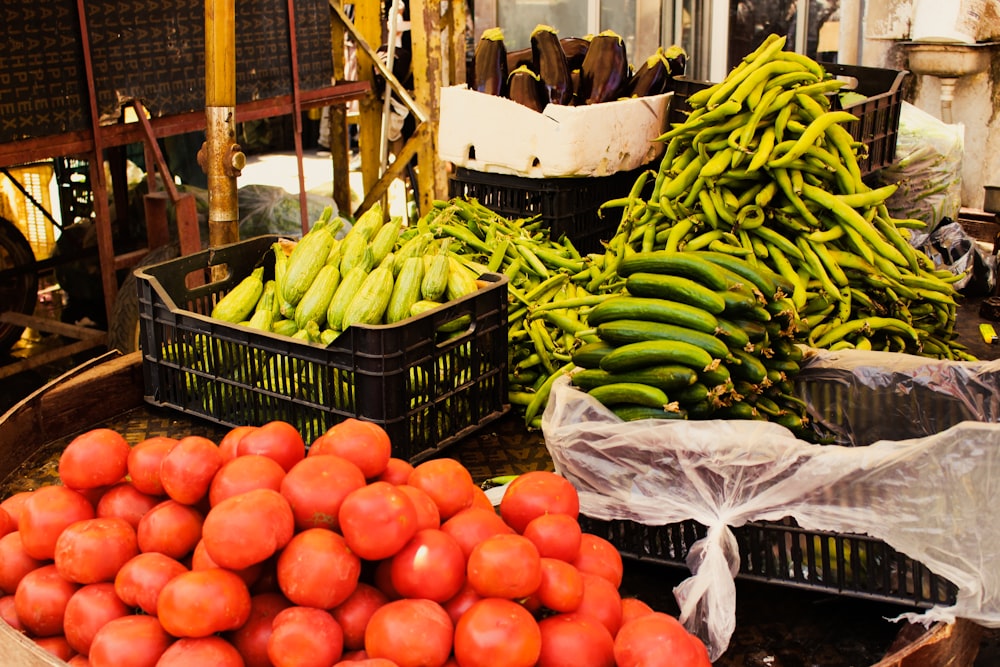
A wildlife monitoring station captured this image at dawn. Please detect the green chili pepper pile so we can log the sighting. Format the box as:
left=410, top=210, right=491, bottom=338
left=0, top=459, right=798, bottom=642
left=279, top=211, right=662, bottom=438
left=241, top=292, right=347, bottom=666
left=598, top=33, right=971, bottom=361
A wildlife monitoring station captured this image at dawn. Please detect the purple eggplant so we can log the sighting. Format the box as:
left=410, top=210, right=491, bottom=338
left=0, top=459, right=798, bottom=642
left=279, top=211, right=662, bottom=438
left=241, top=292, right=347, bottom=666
left=625, top=49, right=670, bottom=97
left=530, top=25, right=573, bottom=106
left=507, top=65, right=548, bottom=112
left=474, top=27, right=509, bottom=96
left=576, top=30, right=629, bottom=104
left=560, top=36, right=591, bottom=71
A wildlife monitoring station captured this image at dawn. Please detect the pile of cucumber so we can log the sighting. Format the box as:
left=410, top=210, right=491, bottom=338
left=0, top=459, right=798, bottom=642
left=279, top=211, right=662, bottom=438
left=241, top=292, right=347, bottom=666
left=568, top=249, right=808, bottom=433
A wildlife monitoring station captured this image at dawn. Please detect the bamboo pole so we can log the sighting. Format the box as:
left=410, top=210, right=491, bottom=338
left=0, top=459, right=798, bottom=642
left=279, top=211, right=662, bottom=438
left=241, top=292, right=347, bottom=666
left=203, top=0, right=243, bottom=251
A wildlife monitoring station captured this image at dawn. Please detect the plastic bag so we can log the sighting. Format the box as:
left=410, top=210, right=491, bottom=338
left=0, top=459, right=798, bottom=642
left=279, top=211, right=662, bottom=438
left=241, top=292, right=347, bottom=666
left=541, top=375, right=1000, bottom=661
left=237, top=184, right=342, bottom=239
left=877, top=102, right=964, bottom=234
left=911, top=218, right=996, bottom=296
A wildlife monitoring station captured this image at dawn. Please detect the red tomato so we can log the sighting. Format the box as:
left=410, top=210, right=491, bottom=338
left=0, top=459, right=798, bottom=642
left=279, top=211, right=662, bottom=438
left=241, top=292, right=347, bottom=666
left=0, top=594, right=23, bottom=631
left=613, top=612, right=711, bottom=667
left=453, top=597, right=540, bottom=667
left=334, top=659, right=399, bottom=667
left=14, top=563, right=81, bottom=637
left=576, top=572, right=623, bottom=637
left=158, top=435, right=223, bottom=505
left=268, top=605, right=345, bottom=667
left=0, top=531, right=45, bottom=594
left=219, top=425, right=257, bottom=462
left=621, top=597, right=656, bottom=625
left=191, top=539, right=263, bottom=589
left=95, top=482, right=160, bottom=529
left=375, top=457, right=414, bottom=485
left=440, top=507, right=514, bottom=559
left=202, top=488, right=295, bottom=571
left=277, top=528, right=360, bottom=609
left=310, top=418, right=391, bottom=479
left=533, top=557, right=584, bottom=613
left=54, top=517, right=138, bottom=585
left=365, top=598, right=453, bottom=667
left=114, top=552, right=188, bottom=616
left=331, top=582, right=389, bottom=651
left=537, top=612, right=616, bottom=667
left=0, top=491, right=33, bottom=525
left=226, top=592, right=292, bottom=667
left=209, top=454, right=287, bottom=507
left=126, top=436, right=177, bottom=496
left=372, top=559, right=400, bottom=600
left=572, top=533, right=624, bottom=588
left=468, top=485, right=494, bottom=512
left=396, top=485, right=441, bottom=531
left=18, top=485, right=95, bottom=561
left=157, top=636, right=245, bottom=667
left=499, top=471, right=580, bottom=534
left=33, top=635, right=75, bottom=661
left=523, top=512, right=583, bottom=562
left=279, top=454, right=366, bottom=531
left=66, top=655, right=90, bottom=666
left=135, top=499, right=203, bottom=559
left=236, top=420, right=305, bottom=472
left=59, top=428, right=131, bottom=490
left=406, top=458, right=475, bottom=520
left=338, top=481, right=418, bottom=561
left=158, top=568, right=252, bottom=638
left=466, top=533, right=542, bottom=599
left=440, top=582, right=482, bottom=626
left=0, top=506, right=15, bottom=539
left=63, top=582, right=130, bottom=655
left=389, top=528, right=465, bottom=602
left=88, top=614, right=173, bottom=667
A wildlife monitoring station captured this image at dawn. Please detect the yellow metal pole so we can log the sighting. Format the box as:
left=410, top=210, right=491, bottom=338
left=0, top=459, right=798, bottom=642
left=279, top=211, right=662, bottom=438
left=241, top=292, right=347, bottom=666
left=203, top=0, right=244, bottom=250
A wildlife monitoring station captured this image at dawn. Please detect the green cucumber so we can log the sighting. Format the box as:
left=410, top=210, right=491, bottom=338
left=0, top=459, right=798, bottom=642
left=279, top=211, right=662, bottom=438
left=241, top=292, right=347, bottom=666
left=570, top=364, right=698, bottom=393
left=571, top=340, right=617, bottom=369
left=728, top=348, right=768, bottom=384
left=699, top=250, right=789, bottom=300
left=595, top=319, right=731, bottom=361
left=625, top=272, right=726, bottom=315
left=612, top=404, right=688, bottom=422
left=714, top=317, right=752, bottom=350
left=587, top=382, right=671, bottom=408
left=617, top=250, right=732, bottom=291
left=599, top=340, right=716, bottom=374
left=586, top=296, right=719, bottom=334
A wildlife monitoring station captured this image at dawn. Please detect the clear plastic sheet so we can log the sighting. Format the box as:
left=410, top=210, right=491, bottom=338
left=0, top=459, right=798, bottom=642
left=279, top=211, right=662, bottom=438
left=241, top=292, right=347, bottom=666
left=796, top=347, right=1000, bottom=446
left=877, top=102, right=964, bottom=235
left=541, top=375, right=1000, bottom=661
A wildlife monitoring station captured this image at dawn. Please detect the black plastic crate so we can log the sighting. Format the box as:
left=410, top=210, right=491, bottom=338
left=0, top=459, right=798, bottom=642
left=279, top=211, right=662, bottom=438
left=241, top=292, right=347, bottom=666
left=135, top=235, right=510, bottom=462
left=579, top=515, right=958, bottom=608
left=667, top=62, right=907, bottom=177
left=448, top=166, right=650, bottom=256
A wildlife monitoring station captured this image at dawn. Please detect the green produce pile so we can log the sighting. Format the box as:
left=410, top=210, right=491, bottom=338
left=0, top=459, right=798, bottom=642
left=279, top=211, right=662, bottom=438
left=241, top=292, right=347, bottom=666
left=204, top=37, right=974, bottom=438
left=603, top=33, right=969, bottom=360
left=209, top=202, right=485, bottom=345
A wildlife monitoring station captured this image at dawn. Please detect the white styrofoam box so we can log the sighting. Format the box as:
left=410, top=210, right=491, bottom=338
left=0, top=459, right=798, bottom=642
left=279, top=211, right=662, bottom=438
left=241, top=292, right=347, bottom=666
left=438, top=85, right=673, bottom=178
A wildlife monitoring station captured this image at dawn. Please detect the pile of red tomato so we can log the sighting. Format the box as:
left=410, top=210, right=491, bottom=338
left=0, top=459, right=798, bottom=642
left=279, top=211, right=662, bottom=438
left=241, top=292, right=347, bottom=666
left=0, top=418, right=711, bottom=667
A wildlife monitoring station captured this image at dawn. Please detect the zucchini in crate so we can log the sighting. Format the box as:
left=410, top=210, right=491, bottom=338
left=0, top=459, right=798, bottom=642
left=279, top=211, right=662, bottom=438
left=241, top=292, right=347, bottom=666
left=282, top=207, right=341, bottom=306
left=294, top=263, right=341, bottom=329
left=211, top=266, right=265, bottom=323
left=341, top=264, right=395, bottom=328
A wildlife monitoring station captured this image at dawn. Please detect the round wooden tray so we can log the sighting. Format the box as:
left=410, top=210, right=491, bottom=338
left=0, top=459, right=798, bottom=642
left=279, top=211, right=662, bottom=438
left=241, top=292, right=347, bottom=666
left=0, top=351, right=985, bottom=666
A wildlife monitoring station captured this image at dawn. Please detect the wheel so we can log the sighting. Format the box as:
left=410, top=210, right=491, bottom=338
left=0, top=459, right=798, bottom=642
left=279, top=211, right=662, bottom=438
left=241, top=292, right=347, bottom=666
left=0, top=217, right=38, bottom=353
left=108, top=243, right=179, bottom=353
